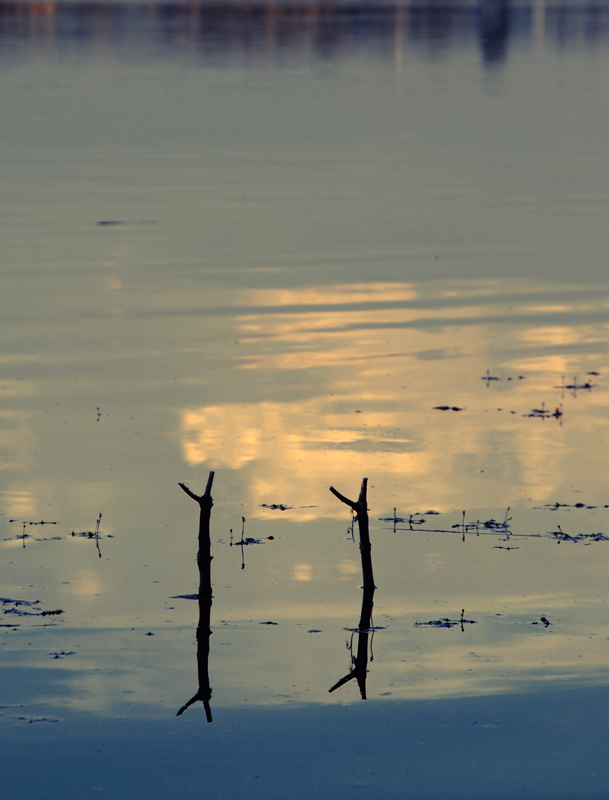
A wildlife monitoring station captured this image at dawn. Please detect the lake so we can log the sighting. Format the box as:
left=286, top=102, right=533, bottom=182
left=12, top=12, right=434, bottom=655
left=2, top=1, right=609, bottom=797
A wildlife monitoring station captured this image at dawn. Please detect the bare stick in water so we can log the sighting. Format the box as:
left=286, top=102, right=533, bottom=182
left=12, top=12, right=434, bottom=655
left=177, top=471, right=215, bottom=722
left=329, top=477, right=376, bottom=699
left=329, top=477, right=374, bottom=593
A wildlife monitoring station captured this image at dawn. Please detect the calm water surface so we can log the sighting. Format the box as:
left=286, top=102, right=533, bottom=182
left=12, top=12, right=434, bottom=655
left=2, top=2, right=609, bottom=797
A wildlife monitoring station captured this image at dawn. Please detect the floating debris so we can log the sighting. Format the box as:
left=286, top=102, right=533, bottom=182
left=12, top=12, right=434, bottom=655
left=524, top=402, right=562, bottom=419
left=450, top=508, right=512, bottom=541
left=543, top=502, right=599, bottom=510
left=4, top=606, right=63, bottom=618
left=550, top=527, right=609, bottom=544
left=228, top=518, right=271, bottom=570
left=3, top=535, right=62, bottom=543
left=1, top=598, right=39, bottom=606
left=555, top=375, right=595, bottom=396
left=415, top=609, right=476, bottom=631
left=260, top=503, right=292, bottom=511
left=7, top=520, right=58, bottom=548
left=433, top=406, right=462, bottom=411
left=379, top=509, right=441, bottom=532
left=3, top=709, right=60, bottom=724
left=343, top=625, right=385, bottom=633
left=482, top=369, right=500, bottom=385
left=482, top=369, right=525, bottom=386
left=481, top=511, right=513, bottom=531
left=71, top=513, right=104, bottom=558
left=2, top=599, right=63, bottom=619
left=532, top=617, right=551, bottom=628
left=566, top=380, right=593, bottom=390
left=386, top=506, right=609, bottom=546
left=380, top=512, right=425, bottom=530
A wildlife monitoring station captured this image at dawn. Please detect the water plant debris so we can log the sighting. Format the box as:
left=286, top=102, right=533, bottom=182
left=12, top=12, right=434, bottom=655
left=415, top=609, right=476, bottom=631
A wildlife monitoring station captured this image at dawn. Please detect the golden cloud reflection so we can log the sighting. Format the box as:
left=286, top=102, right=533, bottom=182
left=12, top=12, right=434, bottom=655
left=180, top=399, right=430, bottom=516
left=0, top=379, right=37, bottom=397
left=238, top=282, right=417, bottom=308
left=337, top=559, right=359, bottom=576
left=292, top=563, right=313, bottom=581
left=179, top=280, right=609, bottom=517
left=72, top=570, right=108, bottom=598
left=103, top=275, right=124, bottom=294
left=521, top=326, right=589, bottom=347
left=182, top=405, right=263, bottom=470
left=1, top=488, right=37, bottom=518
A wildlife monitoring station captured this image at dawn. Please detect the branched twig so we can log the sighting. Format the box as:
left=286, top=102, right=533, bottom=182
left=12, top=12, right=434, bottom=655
left=177, top=471, right=215, bottom=722
left=329, top=478, right=374, bottom=592
left=329, top=478, right=376, bottom=699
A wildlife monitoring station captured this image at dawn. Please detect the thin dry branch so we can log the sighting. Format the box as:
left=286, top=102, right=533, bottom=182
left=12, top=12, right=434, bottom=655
left=177, top=692, right=212, bottom=723
left=178, top=482, right=200, bottom=502
left=329, top=478, right=374, bottom=590
left=329, top=485, right=358, bottom=511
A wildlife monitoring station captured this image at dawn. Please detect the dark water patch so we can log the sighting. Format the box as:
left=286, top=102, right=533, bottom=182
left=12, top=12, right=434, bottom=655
left=96, top=220, right=156, bottom=226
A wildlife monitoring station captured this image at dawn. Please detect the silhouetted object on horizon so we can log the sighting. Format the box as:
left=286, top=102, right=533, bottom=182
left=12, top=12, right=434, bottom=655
left=329, top=477, right=376, bottom=699
left=478, top=0, right=510, bottom=66
left=177, top=471, right=215, bottom=722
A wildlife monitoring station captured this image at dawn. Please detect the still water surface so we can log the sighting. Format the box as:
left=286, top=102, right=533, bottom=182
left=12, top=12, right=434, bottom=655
left=2, top=1, right=609, bottom=797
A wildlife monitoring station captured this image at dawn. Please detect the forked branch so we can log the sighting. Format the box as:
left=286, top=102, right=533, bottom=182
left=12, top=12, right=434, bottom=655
left=329, top=477, right=374, bottom=591
left=177, top=471, right=215, bottom=722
